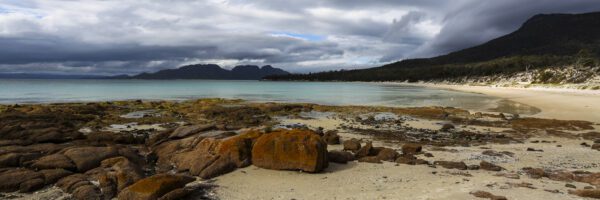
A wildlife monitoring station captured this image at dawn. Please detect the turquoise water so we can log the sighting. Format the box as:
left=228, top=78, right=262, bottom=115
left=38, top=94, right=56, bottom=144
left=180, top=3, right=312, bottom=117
left=0, top=79, right=500, bottom=110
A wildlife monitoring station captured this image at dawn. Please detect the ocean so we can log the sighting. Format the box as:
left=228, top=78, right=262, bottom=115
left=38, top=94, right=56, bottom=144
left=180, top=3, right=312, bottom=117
left=0, top=79, right=500, bottom=111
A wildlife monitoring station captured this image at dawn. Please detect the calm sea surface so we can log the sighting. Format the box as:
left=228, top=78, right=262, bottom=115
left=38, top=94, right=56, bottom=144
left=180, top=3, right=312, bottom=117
left=0, top=79, right=500, bottom=110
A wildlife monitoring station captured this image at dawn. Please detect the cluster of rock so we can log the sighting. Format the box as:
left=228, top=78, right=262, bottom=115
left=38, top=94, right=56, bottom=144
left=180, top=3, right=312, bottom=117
left=324, top=136, right=507, bottom=174
left=0, top=106, right=332, bottom=200
left=344, top=120, right=518, bottom=147
left=152, top=127, right=329, bottom=178
left=580, top=132, right=600, bottom=152
left=523, top=167, right=600, bottom=198
left=0, top=146, right=148, bottom=199
left=324, top=136, right=427, bottom=165
left=0, top=107, right=93, bottom=143
left=325, top=138, right=420, bottom=165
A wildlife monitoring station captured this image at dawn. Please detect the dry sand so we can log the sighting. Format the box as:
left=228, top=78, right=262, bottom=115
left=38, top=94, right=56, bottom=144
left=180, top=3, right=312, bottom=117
left=214, top=136, right=599, bottom=200
left=214, top=114, right=600, bottom=200
left=416, top=83, right=600, bottom=123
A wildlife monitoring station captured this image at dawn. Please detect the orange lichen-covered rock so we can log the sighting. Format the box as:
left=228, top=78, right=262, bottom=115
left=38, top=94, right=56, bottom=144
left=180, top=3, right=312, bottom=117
left=251, top=129, right=328, bottom=172
left=215, top=130, right=262, bottom=167
left=117, top=174, right=195, bottom=200
left=170, top=130, right=263, bottom=179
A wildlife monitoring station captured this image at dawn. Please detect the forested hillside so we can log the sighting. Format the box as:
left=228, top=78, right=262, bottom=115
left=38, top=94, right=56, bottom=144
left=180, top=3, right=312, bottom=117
left=267, top=12, right=600, bottom=82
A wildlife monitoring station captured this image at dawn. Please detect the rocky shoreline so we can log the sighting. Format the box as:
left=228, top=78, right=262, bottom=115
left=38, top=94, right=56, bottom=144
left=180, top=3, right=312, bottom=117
left=0, top=99, right=599, bottom=199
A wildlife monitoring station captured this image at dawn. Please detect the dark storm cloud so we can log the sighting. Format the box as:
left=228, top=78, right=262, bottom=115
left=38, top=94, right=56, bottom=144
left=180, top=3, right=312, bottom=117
left=411, top=0, right=600, bottom=58
left=238, top=0, right=461, bottom=12
left=0, top=0, right=599, bottom=74
left=0, top=37, right=218, bottom=64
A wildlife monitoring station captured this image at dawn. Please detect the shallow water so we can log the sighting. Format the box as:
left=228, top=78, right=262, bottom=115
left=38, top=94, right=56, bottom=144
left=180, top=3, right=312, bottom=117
left=0, top=79, right=513, bottom=112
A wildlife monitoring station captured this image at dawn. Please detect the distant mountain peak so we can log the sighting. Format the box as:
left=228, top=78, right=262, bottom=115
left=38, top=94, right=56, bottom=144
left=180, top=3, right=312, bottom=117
left=232, top=65, right=260, bottom=71
left=128, top=64, right=289, bottom=80
left=261, top=65, right=274, bottom=69
left=179, top=64, right=221, bottom=70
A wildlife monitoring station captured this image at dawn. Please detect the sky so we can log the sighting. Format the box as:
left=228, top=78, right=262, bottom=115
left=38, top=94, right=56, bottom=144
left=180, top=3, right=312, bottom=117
left=1, top=0, right=600, bottom=75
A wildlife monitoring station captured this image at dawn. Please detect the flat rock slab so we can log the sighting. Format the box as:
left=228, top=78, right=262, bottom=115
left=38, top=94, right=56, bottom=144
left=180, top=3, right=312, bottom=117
left=117, top=174, right=195, bottom=200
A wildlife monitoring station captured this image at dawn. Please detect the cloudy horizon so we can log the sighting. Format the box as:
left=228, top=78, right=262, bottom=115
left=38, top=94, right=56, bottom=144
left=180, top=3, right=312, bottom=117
left=1, top=0, right=600, bottom=75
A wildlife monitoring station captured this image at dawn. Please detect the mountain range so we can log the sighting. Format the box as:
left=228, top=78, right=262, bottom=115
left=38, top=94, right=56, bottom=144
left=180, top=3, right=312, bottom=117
left=0, top=65, right=289, bottom=80
left=126, top=64, right=289, bottom=80
left=266, top=12, right=600, bottom=82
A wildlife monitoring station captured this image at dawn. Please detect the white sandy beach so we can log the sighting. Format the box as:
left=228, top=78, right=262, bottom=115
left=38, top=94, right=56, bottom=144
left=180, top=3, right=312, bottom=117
left=209, top=85, right=600, bottom=200
left=214, top=115, right=600, bottom=200
left=413, top=83, right=600, bottom=123
left=215, top=141, right=598, bottom=200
